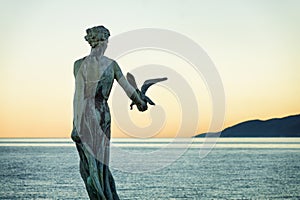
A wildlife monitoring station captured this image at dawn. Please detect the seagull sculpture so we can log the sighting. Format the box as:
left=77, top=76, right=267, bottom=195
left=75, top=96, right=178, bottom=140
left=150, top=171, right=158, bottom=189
left=126, top=72, right=168, bottom=110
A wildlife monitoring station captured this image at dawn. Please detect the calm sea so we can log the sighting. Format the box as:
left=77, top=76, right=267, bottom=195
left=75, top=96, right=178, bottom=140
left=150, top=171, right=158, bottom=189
left=0, top=138, right=299, bottom=199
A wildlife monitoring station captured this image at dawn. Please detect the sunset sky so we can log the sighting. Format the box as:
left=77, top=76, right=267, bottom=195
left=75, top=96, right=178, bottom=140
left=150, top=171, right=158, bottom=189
left=0, top=0, right=299, bottom=138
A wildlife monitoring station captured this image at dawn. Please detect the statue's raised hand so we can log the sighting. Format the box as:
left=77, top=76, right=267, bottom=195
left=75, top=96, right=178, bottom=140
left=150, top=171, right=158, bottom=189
left=136, top=99, right=148, bottom=112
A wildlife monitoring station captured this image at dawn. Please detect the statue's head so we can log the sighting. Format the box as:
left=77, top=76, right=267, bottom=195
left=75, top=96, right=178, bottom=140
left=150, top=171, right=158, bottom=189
left=85, top=25, right=110, bottom=48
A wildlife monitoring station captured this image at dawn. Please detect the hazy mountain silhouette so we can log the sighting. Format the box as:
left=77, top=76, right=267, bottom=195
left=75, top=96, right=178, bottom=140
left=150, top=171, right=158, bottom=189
left=195, top=114, right=300, bottom=137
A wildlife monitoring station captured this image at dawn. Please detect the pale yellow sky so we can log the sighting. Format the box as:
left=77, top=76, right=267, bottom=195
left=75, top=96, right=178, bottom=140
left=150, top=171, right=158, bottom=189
left=0, top=0, right=299, bottom=138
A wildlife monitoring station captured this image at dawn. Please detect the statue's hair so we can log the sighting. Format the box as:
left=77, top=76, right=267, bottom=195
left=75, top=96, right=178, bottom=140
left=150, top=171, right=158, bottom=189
left=84, top=25, right=110, bottom=47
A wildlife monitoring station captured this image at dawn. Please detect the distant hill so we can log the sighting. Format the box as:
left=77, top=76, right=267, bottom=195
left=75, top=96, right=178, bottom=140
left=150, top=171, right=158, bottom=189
left=195, top=114, right=300, bottom=137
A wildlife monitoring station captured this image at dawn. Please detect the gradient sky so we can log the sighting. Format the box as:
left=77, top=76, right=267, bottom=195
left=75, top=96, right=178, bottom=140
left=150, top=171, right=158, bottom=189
left=0, top=0, right=299, bottom=138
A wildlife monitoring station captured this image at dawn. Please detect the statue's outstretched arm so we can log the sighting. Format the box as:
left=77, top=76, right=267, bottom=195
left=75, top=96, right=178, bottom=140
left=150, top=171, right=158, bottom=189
left=113, top=61, right=147, bottom=111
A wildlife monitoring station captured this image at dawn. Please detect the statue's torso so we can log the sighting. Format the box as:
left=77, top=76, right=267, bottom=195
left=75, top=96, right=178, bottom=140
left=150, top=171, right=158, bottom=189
left=75, top=56, right=115, bottom=102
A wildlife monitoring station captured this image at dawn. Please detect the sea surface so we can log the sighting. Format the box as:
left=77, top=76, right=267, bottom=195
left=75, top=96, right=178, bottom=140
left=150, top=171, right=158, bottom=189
left=0, top=138, right=299, bottom=199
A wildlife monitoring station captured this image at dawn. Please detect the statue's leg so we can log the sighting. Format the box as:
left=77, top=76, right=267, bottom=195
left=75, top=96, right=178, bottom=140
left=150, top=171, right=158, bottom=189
left=103, top=164, right=113, bottom=199
left=102, top=144, right=119, bottom=199
left=107, top=167, right=120, bottom=200
left=75, top=143, right=88, bottom=183
left=76, top=143, right=106, bottom=199
left=101, top=103, right=120, bottom=200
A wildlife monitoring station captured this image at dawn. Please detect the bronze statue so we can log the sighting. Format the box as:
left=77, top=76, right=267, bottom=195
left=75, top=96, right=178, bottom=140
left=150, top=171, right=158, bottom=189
left=71, top=25, right=147, bottom=199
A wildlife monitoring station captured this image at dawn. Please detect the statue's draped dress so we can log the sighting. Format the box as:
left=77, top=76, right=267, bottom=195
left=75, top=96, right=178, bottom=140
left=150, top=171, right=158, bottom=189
left=72, top=53, right=120, bottom=200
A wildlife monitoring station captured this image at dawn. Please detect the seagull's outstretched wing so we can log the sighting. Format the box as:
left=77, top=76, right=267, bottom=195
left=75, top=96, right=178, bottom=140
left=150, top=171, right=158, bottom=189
left=126, top=72, right=138, bottom=89
left=141, top=77, right=168, bottom=94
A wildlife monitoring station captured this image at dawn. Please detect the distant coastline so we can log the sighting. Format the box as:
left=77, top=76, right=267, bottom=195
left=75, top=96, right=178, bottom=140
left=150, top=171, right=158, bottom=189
left=195, top=114, right=300, bottom=137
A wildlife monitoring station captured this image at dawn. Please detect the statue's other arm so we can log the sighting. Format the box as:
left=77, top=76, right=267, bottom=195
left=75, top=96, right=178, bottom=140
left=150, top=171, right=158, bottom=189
left=71, top=57, right=85, bottom=143
left=113, top=61, right=147, bottom=111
